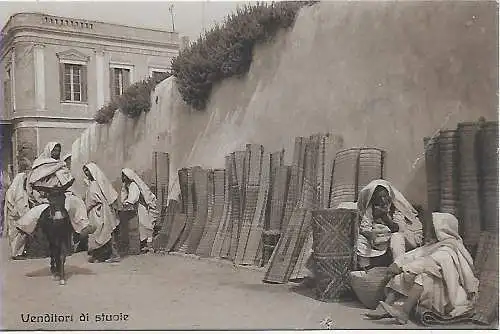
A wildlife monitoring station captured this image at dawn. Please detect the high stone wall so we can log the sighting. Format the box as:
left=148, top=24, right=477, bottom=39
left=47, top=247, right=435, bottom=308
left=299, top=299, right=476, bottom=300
left=71, top=1, right=498, bottom=207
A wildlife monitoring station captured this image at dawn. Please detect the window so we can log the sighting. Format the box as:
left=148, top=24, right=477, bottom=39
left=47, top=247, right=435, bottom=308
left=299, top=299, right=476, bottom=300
left=59, top=63, right=87, bottom=103
left=110, top=67, right=131, bottom=98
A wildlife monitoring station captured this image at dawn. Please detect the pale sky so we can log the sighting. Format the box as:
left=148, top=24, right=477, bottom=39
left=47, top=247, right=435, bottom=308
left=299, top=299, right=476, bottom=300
left=0, top=1, right=254, bottom=41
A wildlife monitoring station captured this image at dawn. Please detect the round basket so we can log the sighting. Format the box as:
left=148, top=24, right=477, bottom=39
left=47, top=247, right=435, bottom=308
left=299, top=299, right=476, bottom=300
left=350, top=267, right=389, bottom=309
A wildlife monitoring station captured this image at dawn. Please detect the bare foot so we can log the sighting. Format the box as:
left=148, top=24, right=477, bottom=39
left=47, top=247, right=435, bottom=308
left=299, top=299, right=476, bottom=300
left=365, top=304, right=391, bottom=320
left=472, top=313, right=490, bottom=325
left=380, top=301, right=409, bottom=325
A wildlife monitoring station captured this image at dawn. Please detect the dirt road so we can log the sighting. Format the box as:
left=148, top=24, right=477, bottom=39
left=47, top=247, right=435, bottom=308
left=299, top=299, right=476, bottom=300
left=1, top=238, right=491, bottom=330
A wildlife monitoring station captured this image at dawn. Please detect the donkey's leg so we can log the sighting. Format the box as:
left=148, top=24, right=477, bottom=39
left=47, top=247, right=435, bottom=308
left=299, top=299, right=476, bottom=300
left=59, top=235, right=69, bottom=285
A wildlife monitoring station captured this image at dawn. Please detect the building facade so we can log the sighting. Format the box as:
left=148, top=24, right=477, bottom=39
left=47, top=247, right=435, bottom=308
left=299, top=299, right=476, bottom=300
left=0, top=12, right=180, bottom=175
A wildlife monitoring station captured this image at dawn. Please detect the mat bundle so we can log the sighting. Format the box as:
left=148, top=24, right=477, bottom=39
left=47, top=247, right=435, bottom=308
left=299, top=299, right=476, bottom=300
left=311, top=208, right=358, bottom=301
left=186, top=167, right=210, bottom=254
left=269, top=165, right=290, bottom=231
left=25, top=225, right=51, bottom=258
left=317, top=134, right=344, bottom=209
left=151, top=151, right=170, bottom=220
left=211, top=155, right=232, bottom=258
left=119, top=210, right=140, bottom=255
left=176, top=167, right=196, bottom=253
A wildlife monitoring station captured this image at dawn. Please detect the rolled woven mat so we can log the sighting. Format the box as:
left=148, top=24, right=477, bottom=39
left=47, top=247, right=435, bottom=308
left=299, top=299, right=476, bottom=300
left=289, top=230, right=313, bottom=281
left=438, top=130, right=459, bottom=217
left=178, top=168, right=189, bottom=214
left=165, top=212, right=187, bottom=251
left=292, top=137, right=308, bottom=194
left=242, top=153, right=271, bottom=265
left=357, top=148, right=385, bottom=196
left=457, top=122, right=482, bottom=249
left=235, top=150, right=247, bottom=215
left=153, top=199, right=180, bottom=251
left=176, top=167, right=196, bottom=252
left=330, top=148, right=360, bottom=209
left=264, top=208, right=312, bottom=283
left=423, top=136, right=440, bottom=242
left=186, top=168, right=210, bottom=254
left=246, top=144, right=264, bottom=186
left=415, top=305, right=475, bottom=326
left=265, top=150, right=285, bottom=230
left=234, top=185, right=260, bottom=264
left=323, top=135, right=344, bottom=209
left=211, top=157, right=231, bottom=257
left=478, top=121, right=499, bottom=233
left=269, top=165, right=290, bottom=231
left=282, top=165, right=300, bottom=231
left=197, top=169, right=225, bottom=257
left=262, top=229, right=281, bottom=266
left=301, top=137, right=320, bottom=210
left=228, top=153, right=243, bottom=261
left=153, top=151, right=170, bottom=216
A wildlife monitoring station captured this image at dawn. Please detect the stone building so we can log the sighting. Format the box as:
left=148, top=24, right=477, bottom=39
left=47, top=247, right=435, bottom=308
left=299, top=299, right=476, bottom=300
left=0, top=12, right=180, bottom=175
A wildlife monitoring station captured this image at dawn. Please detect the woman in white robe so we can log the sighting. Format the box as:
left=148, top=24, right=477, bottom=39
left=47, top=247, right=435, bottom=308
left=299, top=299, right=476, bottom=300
left=83, top=163, right=120, bottom=263
left=356, top=179, right=423, bottom=269
left=4, top=172, right=30, bottom=259
left=121, top=168, right=159, bottom=251
left=366, top=212, right=479, bottom=324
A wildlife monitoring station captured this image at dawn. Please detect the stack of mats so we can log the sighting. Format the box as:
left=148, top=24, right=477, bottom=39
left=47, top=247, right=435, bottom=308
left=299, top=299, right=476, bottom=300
left=457, top=123, right=481, bottom=252
left=478, top=121, right=499, bottom=234
left=423, top=136, right=441, bottom=243
left=224, top=152, right=244, bottom=261
left=357, top=148, right=385, bottom=195
left=268, top=165, right=290, bottom=232
left=329, top=148, right=360, bottom=209
left=438, top=130, right=459, bottom=217
left=311, top=208, right=358, bottom=301
left=234, top=144, right=264, bottom=265
left=152, top=152, right=170, bottom=221
left=265, top=150, right=285, bottom=230
left=196, top=169, right=225, bottom=257
left=473, top=231, right=499, bottom=325
left=118, top=209, right=140, bottom=255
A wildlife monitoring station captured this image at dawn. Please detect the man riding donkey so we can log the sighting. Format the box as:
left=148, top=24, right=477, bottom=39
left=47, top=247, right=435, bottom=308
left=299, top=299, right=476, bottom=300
left=14, top=142, right=96, bottom=278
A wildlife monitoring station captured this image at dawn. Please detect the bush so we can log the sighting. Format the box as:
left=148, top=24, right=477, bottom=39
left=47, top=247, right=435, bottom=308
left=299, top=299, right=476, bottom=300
left=94, top=72, right=170, bottom=123
left=171, top=1, right=317, bottom=110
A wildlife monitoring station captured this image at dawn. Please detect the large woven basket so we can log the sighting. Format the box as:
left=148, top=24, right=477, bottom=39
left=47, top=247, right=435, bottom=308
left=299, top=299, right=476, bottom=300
left=350, top=267, right=389, bottom=309
left=357, top=148, right=385, bottom=195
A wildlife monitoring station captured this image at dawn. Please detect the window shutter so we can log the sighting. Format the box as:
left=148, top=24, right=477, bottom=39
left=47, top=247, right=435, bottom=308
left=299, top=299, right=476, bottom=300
left=110, top=68, right=116, bottom=100
left=59, top=63, right=65, bottom=101
left=81, top=65, right=88, bottom=102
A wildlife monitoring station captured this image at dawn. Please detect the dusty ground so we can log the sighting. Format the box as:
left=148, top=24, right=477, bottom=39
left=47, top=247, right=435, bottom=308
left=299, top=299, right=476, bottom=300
left=1, top=238, right=495, bottom=331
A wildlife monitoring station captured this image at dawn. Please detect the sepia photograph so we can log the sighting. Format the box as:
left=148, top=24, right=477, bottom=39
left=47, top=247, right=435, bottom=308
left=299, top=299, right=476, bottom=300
left=0, top=0, right=498, bottom=331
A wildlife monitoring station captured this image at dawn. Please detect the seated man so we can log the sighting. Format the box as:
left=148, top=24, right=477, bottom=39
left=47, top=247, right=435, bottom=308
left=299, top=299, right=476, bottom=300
left=366, top=212, right=478, bottom=324
left=356, top=179, right=423, bottom=270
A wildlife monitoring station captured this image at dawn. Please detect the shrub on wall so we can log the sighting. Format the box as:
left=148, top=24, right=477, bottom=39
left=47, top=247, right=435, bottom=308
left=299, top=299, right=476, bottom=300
left=94, top=72, right=170, bottom=124
left=171, top=1, right=317, bottom=110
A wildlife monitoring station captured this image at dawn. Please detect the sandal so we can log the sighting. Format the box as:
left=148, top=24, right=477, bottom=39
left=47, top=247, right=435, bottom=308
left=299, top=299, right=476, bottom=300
left=379, top=301, right=409, bottom=325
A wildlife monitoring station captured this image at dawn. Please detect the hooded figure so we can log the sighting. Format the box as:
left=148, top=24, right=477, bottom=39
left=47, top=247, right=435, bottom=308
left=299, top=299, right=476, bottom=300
left=356, top=179, right=423, bottom=269
left=62, top=153, right=72, bottom=170
left=4, top=172, right=30, bottom=259
left=121, top=168, right=159, bottom=251
left=367, top=212, right=479, bottom=324
left=16, top=142, right=90, bottom=236
left=83, top=163, right=120, bottom=263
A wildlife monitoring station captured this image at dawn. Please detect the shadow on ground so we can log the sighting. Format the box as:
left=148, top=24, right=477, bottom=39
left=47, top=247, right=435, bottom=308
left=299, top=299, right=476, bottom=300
left=25, top=265, right=96, bottom=278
